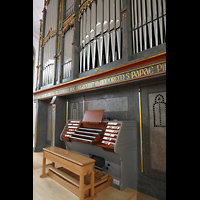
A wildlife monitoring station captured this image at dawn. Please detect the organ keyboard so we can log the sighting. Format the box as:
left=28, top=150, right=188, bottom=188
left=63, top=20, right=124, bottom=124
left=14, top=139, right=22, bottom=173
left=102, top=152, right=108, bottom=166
left=60, top=110, right=122, bottom=152
left=61, top=120, right=105, bottom=144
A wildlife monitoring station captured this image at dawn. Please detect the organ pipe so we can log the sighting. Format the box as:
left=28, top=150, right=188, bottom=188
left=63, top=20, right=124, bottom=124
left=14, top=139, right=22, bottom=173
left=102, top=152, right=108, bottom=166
left=79, top=0, right=122, bottom=73
left=131, top=0, right=166, bottom=54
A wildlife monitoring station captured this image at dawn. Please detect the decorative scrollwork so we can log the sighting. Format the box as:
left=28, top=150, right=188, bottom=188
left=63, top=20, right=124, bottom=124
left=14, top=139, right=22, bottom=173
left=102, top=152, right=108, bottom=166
left=42, top=27, right=56, bottom=46
left=42, top=13, right=76, bottom=46
left=44, top=0, right=49, bottom=8
left=78, top=0, right=95, bottom=22
left=62, top=12, right=76, bottom=37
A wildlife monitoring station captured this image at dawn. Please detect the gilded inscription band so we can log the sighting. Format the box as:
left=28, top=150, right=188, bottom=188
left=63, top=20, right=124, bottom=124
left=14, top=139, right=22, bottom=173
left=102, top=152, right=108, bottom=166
left=34, top=61, right=166, bottom=100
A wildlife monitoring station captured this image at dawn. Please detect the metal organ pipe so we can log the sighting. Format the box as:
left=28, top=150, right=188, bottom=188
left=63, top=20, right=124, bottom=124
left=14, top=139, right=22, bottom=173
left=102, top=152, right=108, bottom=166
left=110, top=0, right=116, bottom=62
left=91, top=2, right=96, bottom=69
left=86, top=5, right=90, bottom=45
left=62, top=0, right=74, bottom=79
left=116, top=0, right=121, bottom=60
left=116, top=0, right=120, bottom=29
left=158, top=0, right=163, bottom=44
left=131, top=0, right=135, bottom=54
left=138, top=0, right=142, bottom=52
left=64, top=27, right=73, bottom=79
left=142, top=0, right=147, bottom=50
left=80, top=3, right=83, bottom=73
left=110, top=30, right=116, bottom=62
left=96, top=0, right=103, bottom=36
left=104, top=32, right=110, bottom=64
left=134, top=0, right=139, bottom=53
left=86, top=7, right=91, bottom=71
left=83, top=45, right=86, bottom=72
left=42, top=0, right=57, bottom=86
left=103, top=0, right=109, bottom=33
left=91, top=40, right=96, bottom=69
left=79, top=0, right=123, bottom=73
left=97, top=36, right=103, bottom=67
left=163, top=0, right=166, bottom=42
left=103, top=0, right=110, bottom=64
left=152, top=0, right=158, bottom=46
left=116, top=28, right=121, bottom=60
left=146, top=0, right=153, bottom=48
left=79, top=0, right=121, bottom=73
left=131, top=0, right=166, bottom=54
left=96, top=0, right=103, bottom=67
left=82, top=11, right=86, bottom=72
left=87, top=43, right=91, bottom=71
left=110, top=0, right=115, bottom=31
left=80, top=50, right=83, bottom=73
left=90, top=2, right=96, bottom=40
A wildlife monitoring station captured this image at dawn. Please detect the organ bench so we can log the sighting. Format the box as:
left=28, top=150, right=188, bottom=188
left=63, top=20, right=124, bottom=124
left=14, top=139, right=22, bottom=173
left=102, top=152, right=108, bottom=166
left=40, top=146, right=97, bottom=200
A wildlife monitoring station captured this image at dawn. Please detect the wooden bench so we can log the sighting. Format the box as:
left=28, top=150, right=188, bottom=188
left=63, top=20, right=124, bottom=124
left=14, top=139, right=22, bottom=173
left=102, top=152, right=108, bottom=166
left=40, top=146, right=96, bottom=200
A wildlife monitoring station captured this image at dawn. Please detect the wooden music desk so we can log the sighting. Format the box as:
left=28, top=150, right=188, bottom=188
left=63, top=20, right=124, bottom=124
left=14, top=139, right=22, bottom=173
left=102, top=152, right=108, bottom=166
left=40, top=146, right=96, bottom=200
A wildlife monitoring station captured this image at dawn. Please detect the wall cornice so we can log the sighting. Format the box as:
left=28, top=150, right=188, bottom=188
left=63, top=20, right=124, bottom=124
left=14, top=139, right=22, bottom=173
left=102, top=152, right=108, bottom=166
left=33, top=52, right=166, bottom=100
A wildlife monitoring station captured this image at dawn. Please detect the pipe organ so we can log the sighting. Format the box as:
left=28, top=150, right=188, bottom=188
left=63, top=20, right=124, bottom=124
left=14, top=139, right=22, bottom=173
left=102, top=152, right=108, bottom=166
left=60, top=110, right=138, bottom=190
left=41, top=0, right=75, bottom=87
left=79, top=0, right=122, bottom=73
left=38, top=0, right=166, bottom=88
left=131, top=0, right=166, bottom=54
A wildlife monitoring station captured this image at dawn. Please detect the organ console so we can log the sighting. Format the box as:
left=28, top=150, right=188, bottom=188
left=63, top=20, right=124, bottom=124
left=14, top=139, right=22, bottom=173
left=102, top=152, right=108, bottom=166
left=60, top=110, right=122, bottom=152
left=60, top=110, right=138, bottom=191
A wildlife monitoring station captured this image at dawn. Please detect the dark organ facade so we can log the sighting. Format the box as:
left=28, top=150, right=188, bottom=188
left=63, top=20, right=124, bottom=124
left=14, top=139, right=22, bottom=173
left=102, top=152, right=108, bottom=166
left=33, top=1, right=166, bottom=199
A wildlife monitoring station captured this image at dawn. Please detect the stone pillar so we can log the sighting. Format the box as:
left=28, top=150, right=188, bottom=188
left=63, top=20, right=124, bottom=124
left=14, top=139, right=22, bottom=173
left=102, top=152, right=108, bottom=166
left=54, top=96, right=66, bottom=148
left=34, top=100, right=48, bottom=152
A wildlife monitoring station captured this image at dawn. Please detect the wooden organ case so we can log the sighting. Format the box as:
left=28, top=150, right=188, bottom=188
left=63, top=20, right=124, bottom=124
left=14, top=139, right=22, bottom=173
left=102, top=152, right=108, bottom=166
left=60, top=110, right=138, bottom=191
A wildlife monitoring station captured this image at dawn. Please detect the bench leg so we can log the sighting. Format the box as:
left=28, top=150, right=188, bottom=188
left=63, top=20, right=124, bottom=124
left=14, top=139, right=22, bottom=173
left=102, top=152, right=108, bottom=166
left=79, top=174, right=85, bottom=200
left=40, top=156, right=48, bottom=178
left=90, top=171, right=95, bottom=197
